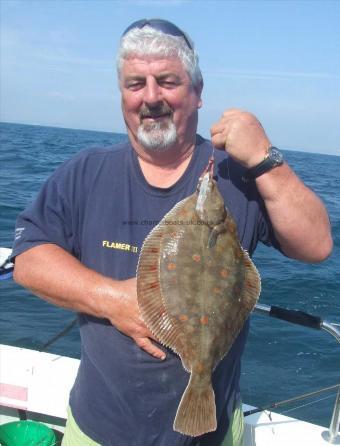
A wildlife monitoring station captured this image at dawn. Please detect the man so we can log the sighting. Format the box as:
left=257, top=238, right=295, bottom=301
left=12, top=19, right=332, bottom=446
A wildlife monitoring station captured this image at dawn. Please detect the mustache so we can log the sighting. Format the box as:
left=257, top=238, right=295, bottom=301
left=139, top=103, right=173, bottom=119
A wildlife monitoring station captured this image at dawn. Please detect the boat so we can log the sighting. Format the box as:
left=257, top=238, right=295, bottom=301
left=0, top=246, right=339, bottom=445
left=0, top=248, right=14, bottom=281
left=1, top=306, right=339, bottom=445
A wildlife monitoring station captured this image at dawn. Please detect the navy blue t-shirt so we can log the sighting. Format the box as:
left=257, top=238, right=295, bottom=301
left=12, top=135, right=277, bottom=446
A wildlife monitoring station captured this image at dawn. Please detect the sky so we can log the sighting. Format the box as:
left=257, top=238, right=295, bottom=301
left=1, top=0, right=339, bottom=155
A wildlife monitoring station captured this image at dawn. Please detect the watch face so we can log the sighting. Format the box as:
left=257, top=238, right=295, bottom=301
left=269, top=147, right=283, bottom=164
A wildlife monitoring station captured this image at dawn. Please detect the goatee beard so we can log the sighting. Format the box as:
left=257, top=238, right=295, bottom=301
left=137, top=120, right=177, bottom=152
left=137, top=103, right=177, bottom=152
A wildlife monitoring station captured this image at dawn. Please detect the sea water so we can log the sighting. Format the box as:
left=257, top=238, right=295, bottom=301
left=0, top=122, right=339, bottom=428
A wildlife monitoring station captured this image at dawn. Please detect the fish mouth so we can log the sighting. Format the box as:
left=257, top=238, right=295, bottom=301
left=196, top=172, right=210, bottom=213
left=203, top=157, right=214, bottom=178
left=197, top=157, right=214, bottom=186
left=196, top=158, right=215, bottom=214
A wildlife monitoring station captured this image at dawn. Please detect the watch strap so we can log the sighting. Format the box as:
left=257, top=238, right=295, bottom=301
left=246, top=146, right=283, bottom=179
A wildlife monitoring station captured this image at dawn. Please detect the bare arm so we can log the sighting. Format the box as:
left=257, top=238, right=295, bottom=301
left=254, top=163, right=332, bottom=261
left=13, top=244, right=166, bottom=360
left=211, top=109, right=333, bottom=262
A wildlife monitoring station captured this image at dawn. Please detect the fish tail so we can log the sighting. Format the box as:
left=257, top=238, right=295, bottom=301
left=174, top=373, right=216, bottom=436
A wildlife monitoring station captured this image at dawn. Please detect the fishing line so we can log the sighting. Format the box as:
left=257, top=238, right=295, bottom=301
left=243, top=383, right=340, bottom=417
left=281, top=393, right=336, bottom=415
left=210, top=144, right=215, bottom=163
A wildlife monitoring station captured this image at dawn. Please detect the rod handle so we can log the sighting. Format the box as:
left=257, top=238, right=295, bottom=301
left=270, top=305, right=322, bottom=330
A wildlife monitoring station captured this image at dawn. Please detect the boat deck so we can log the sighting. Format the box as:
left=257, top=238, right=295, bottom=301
left=0, top=344, right=338, bottom=445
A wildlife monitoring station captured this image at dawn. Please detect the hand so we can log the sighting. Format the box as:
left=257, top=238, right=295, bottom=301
left=210, top=109, right=271, bottom=168
left=107, top=277, right=166, bottom=360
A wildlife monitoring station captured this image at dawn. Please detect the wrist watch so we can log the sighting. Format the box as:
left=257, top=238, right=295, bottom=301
left=246, top=146, right=284, bottom=179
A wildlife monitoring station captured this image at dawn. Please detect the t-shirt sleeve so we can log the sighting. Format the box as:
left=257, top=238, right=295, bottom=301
left=11, top=161, right=79, bottom=260
left=256, top=199, right=282, bottom=251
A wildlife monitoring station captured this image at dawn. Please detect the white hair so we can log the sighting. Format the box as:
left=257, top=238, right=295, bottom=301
left=116, top=26, right=203, bottom=88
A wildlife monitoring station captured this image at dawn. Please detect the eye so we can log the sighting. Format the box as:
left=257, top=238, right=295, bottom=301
left=159, top=80, right=177, bottom=89
left=157, top=75, right=181, bottom=89
left=125, top=80, right=145, bottom=91
left=128, top=83, right=143, bottom=91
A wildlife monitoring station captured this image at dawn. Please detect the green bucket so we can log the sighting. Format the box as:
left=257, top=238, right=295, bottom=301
left=0, top=420, right=56, bottom=446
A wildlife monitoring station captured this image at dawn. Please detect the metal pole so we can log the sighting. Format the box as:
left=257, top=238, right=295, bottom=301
left=328, top=387, right=340, bottom=443
left=253, top=303, right=340, bottom=442
left=322, top=320, right=340, bottom=343
left=318, top=321, right=339, bottom=443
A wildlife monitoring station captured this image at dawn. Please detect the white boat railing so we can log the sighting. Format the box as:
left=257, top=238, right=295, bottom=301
left=253, top=303, right=340, bottom=444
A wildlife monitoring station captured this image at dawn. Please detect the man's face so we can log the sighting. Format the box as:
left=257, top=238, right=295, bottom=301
left=120, top=56, right=202, bottom=152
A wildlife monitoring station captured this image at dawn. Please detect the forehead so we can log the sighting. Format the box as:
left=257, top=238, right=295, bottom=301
left=121, top=56, right=189, bottom=79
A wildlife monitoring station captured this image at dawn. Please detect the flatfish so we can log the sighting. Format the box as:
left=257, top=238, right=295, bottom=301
left=137, top=158, right=260, bottom=436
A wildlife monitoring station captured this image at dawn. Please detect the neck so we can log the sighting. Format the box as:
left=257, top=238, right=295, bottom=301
left=132, top=136, right=196, bottom=188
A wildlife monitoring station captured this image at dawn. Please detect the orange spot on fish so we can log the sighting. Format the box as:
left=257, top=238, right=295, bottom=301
left=213, top=287, right=222, bottom=295
left=200, top=315, right=209, bottom=325
left=246, top=281, right=256, bottom=289
left=220, top=269, right=229, bottom=278
left=148, top=265, right=157, bottom=272
left=179, top=314, right=188, bottom=322
left=167, top=262, right=177, bottom=271
left=149, top=248, right=159, bottom=253
left=192, top=254, right=201, bottom=262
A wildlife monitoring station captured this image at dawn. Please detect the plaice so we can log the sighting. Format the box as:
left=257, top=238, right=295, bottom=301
left=137, top=157, right=261, bottom=437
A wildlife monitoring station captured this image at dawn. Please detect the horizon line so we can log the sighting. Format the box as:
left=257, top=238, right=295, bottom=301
left=1, top=120, right=339, bottom=157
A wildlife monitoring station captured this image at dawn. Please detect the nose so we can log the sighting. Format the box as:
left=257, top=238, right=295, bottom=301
left=143, top=77, right=162, bottom=106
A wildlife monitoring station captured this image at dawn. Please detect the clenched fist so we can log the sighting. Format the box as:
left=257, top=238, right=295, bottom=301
left=211, top=109, right=272, bottom=168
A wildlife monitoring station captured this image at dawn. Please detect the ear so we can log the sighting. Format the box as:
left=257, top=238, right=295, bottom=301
left=195, top=79, right=204, bottom=109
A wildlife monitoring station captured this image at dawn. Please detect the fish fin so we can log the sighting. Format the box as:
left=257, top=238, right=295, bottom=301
left=163, top=194, right=195, bottom=219
left=174, top=373, right=216, bottom=437
left=178, top=354, right=191, bottom=374
left=207, top=223, right=227, bottom=248
left=240, top=250, right=261, bottom=310
left=137, top=224, right=186, bottom=356
left=137, top=225, right=166, bottom=332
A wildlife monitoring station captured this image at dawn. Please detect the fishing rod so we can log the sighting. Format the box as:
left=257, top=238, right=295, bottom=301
left=0, top=247, right=78, bottom=351
left=254, top=303, right=340, bottom=342
left=39, top=317, right=78, bottom=351
left=243, top=384, right=340, bottom=417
